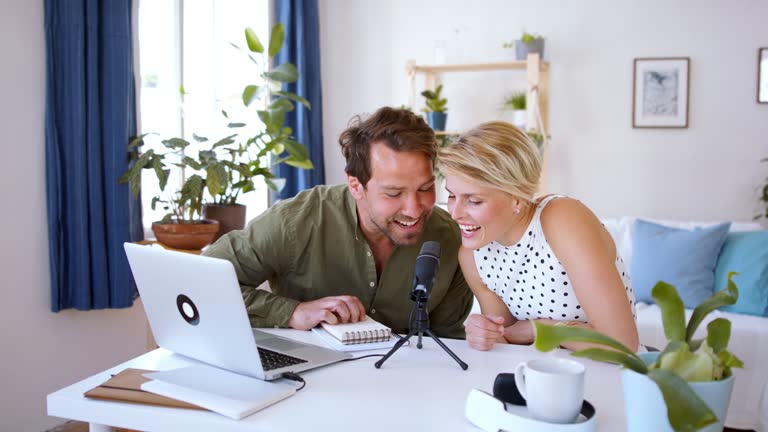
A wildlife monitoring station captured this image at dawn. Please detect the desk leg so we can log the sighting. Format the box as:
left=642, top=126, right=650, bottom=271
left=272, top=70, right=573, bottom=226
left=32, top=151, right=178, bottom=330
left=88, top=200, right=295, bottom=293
left=88, top=423, right=114, bottom=432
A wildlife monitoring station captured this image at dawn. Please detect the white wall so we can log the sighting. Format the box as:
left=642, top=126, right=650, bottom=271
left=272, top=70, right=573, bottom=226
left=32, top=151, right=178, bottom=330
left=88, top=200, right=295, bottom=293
left=0, top=1, right=148, bottom=430
left=320, top=0, right=768, bottom=222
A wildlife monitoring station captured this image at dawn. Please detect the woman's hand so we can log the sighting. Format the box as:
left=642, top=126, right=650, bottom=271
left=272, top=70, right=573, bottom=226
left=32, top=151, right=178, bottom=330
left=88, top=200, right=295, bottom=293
left=465, top=314, right=506, bottom=351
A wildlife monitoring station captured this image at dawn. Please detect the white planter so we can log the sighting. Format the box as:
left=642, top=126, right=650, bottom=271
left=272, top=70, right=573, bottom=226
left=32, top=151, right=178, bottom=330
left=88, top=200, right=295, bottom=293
left=622, top=353, right=735, bottom=432
left=511, top=109, right=527, bottom=130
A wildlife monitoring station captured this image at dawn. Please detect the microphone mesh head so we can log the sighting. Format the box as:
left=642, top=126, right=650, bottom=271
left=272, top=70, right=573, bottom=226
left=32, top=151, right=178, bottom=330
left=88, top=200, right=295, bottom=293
left=420, top=241, right=441, bottom=258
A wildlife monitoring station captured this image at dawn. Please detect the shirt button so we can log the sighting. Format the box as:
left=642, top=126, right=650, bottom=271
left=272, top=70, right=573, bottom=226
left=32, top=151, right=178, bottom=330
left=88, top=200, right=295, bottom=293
left=369, top=282, right=375, bottom=287
left=371, top=308, right=376, bottom=314
left=366, top=251, right=371, bottom=257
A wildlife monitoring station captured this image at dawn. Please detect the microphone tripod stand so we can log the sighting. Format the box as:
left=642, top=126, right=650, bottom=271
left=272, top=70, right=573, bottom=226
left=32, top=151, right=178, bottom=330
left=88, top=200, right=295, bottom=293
left=374, top=292, right=468, bottom=370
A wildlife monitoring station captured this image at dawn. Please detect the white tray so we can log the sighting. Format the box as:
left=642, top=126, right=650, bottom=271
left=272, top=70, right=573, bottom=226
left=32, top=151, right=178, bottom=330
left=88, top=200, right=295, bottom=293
left=465, top=389, right=596, bottom=432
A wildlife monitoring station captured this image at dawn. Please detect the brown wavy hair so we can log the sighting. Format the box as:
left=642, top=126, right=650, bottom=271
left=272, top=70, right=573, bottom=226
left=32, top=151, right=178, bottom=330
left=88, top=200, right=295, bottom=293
left=338, top=107, right=436, bottom=187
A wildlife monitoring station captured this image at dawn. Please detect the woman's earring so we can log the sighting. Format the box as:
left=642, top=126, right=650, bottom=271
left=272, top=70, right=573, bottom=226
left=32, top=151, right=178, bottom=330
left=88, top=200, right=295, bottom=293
left=514, top=208, right=521, bottom=214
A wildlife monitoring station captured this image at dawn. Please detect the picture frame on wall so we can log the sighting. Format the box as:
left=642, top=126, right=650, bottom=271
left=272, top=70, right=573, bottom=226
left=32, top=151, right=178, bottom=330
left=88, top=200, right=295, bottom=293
left=632, top=57, right=690, bottom=128
left=759, top=47, right=768, bottom=104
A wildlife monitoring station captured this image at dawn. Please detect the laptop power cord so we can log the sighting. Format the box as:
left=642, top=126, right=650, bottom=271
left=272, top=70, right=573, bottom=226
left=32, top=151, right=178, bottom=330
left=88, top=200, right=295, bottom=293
left=282, top=372, right=306, bottom=391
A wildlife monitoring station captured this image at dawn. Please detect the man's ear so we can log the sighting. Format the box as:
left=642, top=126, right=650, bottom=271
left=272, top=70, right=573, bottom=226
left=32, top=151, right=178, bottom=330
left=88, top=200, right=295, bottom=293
left=347, top=174, right=365, bottom=200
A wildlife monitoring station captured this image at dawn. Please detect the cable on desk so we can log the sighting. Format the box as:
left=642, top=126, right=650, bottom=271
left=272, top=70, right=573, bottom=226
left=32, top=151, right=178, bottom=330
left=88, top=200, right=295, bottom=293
left=282, top=372, right=306, bottom=391
left=340, top=354, right=385, bottom=362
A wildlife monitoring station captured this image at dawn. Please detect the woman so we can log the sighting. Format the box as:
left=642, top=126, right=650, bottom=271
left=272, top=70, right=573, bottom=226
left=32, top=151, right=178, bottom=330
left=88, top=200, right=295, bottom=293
left=439, top=122, right=638, bottom=352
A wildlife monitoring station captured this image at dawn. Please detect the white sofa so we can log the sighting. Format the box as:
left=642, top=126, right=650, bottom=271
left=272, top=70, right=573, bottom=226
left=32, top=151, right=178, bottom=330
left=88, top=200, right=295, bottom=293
left=603, top=217, right=768, bottom=432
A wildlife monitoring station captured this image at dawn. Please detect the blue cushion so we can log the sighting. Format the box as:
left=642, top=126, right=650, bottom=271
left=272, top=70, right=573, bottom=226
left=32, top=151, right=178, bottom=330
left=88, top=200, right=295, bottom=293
left=630, top=220, right=731, bottom=308
left=714, top=231, right=768, bottom=317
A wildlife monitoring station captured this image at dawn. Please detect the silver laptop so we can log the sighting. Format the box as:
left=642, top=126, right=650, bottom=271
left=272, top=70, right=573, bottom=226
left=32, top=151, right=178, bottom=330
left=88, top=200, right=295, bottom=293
left=124, top=242, right=351, bottom=380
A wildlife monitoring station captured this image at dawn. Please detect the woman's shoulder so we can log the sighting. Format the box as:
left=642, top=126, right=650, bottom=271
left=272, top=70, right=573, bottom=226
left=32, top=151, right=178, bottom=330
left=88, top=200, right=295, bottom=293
left=538, top=195, right=602, bottom=236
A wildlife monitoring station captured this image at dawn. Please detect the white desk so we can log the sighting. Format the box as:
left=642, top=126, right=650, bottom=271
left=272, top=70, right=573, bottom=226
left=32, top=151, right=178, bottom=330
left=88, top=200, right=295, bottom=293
left=47, top=329, right=628, bottom=431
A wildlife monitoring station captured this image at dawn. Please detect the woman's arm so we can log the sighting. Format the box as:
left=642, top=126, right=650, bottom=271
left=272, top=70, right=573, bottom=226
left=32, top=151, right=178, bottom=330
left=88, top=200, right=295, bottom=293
left=539, top=198, right=639, bottom=352
left=458, top=247, right=517, bottom=350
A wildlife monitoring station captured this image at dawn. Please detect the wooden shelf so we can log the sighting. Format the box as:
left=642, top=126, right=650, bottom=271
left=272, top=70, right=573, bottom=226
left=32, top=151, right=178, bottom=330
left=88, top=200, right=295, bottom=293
left=408, top=61, right=549, bottom=74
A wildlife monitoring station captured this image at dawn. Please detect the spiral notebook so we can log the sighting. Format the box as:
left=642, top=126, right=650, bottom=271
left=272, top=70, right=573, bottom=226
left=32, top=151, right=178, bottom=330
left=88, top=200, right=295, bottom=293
left=319, top=316, right=392, bottom=345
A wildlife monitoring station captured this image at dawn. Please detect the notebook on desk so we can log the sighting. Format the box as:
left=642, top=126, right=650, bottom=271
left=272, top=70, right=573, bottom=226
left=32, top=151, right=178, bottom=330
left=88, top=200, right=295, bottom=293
left=124, top=243, right=351, bottom=381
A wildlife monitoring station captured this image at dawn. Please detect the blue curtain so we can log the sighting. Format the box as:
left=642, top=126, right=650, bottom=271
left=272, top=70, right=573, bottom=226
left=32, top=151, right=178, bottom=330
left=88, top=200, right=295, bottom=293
left=274, top=0, right=325, bottom=199
left=45, top=0, right=143, bottom=312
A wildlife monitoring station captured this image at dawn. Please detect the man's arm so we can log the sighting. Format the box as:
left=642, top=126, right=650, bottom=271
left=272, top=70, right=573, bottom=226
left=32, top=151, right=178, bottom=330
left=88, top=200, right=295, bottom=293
left=428, top=265, right=474, bottom=339
left=204, top=216, right=300, bottom=328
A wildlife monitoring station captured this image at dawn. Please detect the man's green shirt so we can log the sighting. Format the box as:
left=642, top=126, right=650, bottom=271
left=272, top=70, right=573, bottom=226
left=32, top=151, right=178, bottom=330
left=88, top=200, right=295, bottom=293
left=204, top=184, right=472, bottom=339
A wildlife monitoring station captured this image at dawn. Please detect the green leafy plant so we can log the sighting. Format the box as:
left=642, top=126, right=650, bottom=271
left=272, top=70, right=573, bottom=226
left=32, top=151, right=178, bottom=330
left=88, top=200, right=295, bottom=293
left=533, top=273, right=744, bottom=432
left=755, top=157, right=768, bottom=220
left=503, top=91, right=526, bottom=111
left=502, top=31, right=544, bottom=49
left=525, top=131, right=548, bottom=154
left=420, top=84, right=448, bottom=113
left=119, top=23, right=313, bottom=223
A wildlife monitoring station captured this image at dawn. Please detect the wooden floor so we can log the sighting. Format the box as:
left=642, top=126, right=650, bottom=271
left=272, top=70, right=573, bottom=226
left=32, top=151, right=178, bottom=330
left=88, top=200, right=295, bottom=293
left=47, top=421, right=137, bottom=432
left=47, top=420, right=755, bottom=432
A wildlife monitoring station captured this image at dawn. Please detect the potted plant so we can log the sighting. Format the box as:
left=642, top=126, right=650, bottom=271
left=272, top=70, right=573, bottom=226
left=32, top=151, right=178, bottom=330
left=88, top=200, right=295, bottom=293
left=421, top=84, right=448, bottom=131
left=755, top=157, right=768, bottom=221
left=120, top=23, right=313, bottom=248
left=525, top=131, right=548, bottom=155
left=503, top=31, right=545, bottom=61
left=502, top=90, right=527, bottom=129
left=533, top=273, right=744, bottom=432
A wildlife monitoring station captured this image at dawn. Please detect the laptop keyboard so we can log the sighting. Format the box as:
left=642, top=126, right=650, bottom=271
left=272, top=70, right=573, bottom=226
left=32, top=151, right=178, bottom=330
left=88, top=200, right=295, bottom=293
left=257, top=347, right=308, bottom=371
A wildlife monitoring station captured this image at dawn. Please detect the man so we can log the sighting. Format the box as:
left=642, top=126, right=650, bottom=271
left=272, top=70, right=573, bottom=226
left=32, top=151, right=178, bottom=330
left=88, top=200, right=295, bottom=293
left=205, top=107, right=472, bottom=338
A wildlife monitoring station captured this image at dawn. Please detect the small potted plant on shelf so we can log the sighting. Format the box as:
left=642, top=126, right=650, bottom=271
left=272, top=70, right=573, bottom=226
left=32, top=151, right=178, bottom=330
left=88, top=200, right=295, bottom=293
left=120, top=23, right=313, bottom=249
left=421, top=84, right=448, bottom=131
left=533, top=273, right=743, bottom=432
left=503, top=31, right=545, bottom=61
left=502, top=90, right=527, bottom=129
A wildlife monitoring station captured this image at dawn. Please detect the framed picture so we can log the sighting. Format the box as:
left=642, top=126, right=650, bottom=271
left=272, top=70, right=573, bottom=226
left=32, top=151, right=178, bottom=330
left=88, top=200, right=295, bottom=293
left=759, top=47, right=768, bottom=104
left=632, top=57, right=690, bottom=128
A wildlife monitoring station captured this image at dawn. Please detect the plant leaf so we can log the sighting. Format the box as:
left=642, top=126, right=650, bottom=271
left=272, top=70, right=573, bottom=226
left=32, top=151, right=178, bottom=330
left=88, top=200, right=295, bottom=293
left=245, top=27, right=264, bottom=53
left=227, top=122, right=246, bottom=128
left=161, top=137, right=190, bottom=150
left=192, top=133, right=208, bottom=143
left=242, top=85, right=259, bottom=106
left=646, top=369, right=718, bottom=432
left=212, top=134, right=237, bottom=149
left=264, top=63, right=298, bottom=83
left=128, top=133, right=154, bottom=149
left=532, top=321, right=636, bottom=356
left=283, top=139, right=310, bottom=160
left=652, top=281, right=687, bottom=342
left=571, top=348, right=647, bottom=374
left=268, top=23, right=285, bottom=57
left=206, top=163, right=227, bottom=197
left=284, top=157, right=314, bottom=169
left=686, top=272, right=739, bottom=342
left=706, top=318, right=731, bottom=354
left=275, top=91, right=311, bottom=109
left=718, top=350, right=744, bottom=370
left=270, top=97, right=294, bottom=112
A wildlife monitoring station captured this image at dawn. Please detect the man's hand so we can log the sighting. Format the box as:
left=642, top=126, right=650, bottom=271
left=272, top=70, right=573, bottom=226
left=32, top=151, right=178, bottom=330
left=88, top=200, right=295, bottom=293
left=465, top=314, right=506, bottom=351
left=287, top=295, right=367, bottom=330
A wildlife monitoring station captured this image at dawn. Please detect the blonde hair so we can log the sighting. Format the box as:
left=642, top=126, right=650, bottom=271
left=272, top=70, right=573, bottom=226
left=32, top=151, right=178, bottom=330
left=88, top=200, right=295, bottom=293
left=438, top=121, right=541, bottom=202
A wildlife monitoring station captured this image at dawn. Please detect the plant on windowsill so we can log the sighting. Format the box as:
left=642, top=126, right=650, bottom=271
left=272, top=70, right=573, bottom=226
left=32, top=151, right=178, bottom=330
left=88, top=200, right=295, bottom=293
left=119, top=23, right=313, bottom=250
left=421, top=84, right=448, bottom=131
left=533, top=273, right=743, bottom=432
left=502, top=31, right=545, bottom=61
left=755, top=157, right=768, bottom=222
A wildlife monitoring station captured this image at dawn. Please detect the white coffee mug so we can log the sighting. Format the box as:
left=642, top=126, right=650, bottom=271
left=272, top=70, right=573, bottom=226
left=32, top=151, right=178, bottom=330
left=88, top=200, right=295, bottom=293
left=514, top=357, right=585, bottom=424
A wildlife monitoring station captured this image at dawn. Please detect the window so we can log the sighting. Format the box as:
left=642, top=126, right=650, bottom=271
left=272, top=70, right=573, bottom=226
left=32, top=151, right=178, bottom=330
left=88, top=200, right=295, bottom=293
left=137, top=0, right=270, bottom=234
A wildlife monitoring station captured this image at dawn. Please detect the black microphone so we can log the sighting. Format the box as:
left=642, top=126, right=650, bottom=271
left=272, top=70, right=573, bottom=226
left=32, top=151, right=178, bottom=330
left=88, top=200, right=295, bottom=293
left=411, top=241, right=441, bottom=301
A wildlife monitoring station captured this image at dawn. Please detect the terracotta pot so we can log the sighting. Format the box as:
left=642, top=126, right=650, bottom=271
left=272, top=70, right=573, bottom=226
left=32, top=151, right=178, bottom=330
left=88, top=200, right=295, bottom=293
left=151, top=220, right=220, bottom=251
left=203, top=204, right=247, bottom=242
